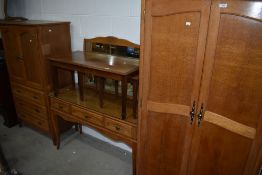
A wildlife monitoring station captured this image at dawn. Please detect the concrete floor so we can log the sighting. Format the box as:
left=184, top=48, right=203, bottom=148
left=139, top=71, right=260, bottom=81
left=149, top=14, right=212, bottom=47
left=0, top=117, right=132, bottom=175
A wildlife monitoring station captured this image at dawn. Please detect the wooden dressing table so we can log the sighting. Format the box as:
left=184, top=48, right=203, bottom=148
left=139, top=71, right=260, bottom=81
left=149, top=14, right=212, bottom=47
left=48, top=50, right=139, bottom=175
left=49, top=51, right=139, bottom=119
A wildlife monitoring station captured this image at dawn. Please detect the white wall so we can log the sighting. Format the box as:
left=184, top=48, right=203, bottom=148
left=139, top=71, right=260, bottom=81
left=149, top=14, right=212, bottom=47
left=8, top=0, right=141, bottom=51
left=8, top=0, right=141, bottom=152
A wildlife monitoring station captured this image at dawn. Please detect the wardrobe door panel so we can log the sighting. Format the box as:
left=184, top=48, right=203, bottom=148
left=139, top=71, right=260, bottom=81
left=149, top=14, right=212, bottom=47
left=190, top=1, right=262, bottom=175
left=138, top=1, right=211, bottom=175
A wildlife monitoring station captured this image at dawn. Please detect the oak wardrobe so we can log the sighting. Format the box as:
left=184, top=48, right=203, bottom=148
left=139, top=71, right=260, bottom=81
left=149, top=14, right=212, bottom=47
left=138, top=0, right=262, bottom=175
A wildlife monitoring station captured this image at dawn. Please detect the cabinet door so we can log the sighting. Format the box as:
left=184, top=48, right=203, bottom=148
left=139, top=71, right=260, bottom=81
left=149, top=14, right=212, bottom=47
left=18, top=28, right=44, bottom=89
left=1, top=29, right=26, bottom=83
left=189, top=1, right=262, bottom=175
left=138, top=0, right=211, bottom=175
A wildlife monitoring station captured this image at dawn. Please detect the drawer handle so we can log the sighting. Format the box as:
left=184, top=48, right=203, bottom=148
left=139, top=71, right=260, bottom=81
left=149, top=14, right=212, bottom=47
left=37, top=121, right=42, bottom=125
left=33, top=96, right=38, bottom=100
left=21, top=114, right=26, bottom=118
left=84, top=115, right=89, bottom=119
left=115, top=126, right=121, bottom=131
left=16, top=90, right=22, bottom=93
left=34, top=109, right=40, bottom=113
left=58, top=105, right=64, bottom=110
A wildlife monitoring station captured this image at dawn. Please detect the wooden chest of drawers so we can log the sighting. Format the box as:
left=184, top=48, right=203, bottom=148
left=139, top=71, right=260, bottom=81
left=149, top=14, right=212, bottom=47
left=0, top=20, right=72, bottom=135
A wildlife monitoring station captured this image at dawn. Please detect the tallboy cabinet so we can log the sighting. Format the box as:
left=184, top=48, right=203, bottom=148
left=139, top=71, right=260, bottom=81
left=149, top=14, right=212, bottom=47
left=138, top=0, right=262, bottom=175
left=0, top=20, right=72, bottom=135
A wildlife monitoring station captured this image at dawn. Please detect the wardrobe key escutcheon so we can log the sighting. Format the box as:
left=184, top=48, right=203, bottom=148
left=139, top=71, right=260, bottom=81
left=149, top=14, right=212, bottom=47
left=198, top=104, right=204, bottom=128
left=190, top=101, right=196, bottom=124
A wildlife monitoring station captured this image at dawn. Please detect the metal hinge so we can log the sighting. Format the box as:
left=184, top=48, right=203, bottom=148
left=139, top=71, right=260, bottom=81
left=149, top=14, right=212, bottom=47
left=143, top=9, right=146, bottom=15
left=259, top=165, right=262, bottom=175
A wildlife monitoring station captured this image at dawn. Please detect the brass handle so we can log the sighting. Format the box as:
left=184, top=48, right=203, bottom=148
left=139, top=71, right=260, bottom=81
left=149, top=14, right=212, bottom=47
left=189, top=101, right=196, bottom=124
left=16, top=55, right=23, bottom=60
left=198, top=104, right=204, bottom=128
left=34, top=109, right=40, bottom=113
left=115, top=126, right=121, bottom=131
left=33, top=96, right=38, bottom=99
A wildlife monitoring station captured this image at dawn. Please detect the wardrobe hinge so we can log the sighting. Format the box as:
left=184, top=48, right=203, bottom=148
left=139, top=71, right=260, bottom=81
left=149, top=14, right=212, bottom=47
left=259, top=165, right=262, bottom=175
left=143, top=9, right=146, bottom=15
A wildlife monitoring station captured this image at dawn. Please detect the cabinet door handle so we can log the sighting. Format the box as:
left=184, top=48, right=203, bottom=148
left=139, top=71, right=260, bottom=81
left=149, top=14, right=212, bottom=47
left=198, top=103, right=204, bottom=128
left=189, top=101, right=196, bottom=124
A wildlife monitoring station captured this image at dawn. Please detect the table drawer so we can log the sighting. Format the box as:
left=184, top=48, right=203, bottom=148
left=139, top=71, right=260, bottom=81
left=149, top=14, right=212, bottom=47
left=15, top=98, right=47, bottom=119
left=51, top=98, right=71, bottom=113
left=104, top=118, right=135, bottom=139
left=17, top=110, right=49, bottom=132
left=71, top=106, right=104, bottom=126
left=12, top=84, right=45, bottom=105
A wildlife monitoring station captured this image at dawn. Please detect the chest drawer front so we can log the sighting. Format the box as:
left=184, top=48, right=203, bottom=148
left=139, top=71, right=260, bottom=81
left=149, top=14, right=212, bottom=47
left=51, top=98, right=71, bottom=113
left=104, top=118, right=135, bottom=139
left=15, top=98, right=47, bottom=119
left=12, top=84, right=45, bottom=105
left=71, top=106, right=104, bottom=126
left=17, top=109, right=49, bottom=132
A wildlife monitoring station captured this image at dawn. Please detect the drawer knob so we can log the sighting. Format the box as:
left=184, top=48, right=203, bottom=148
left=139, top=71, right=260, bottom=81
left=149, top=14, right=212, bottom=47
left=37, top=121, right=42, bottom=125
left=115, top=126, right=121, bottom=131
left=33, top=96, right=38, bottom=99
left=35, top=109, right=40, bottom=113
left=48, top=29, right=52, bottom=32
left=58, top=105, right=64, bottom=109
left=84, top=115, right=89, bottom=119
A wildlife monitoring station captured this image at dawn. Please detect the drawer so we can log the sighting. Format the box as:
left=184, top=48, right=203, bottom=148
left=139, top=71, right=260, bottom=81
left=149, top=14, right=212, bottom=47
left=17, top=110, right=49, bottom=132
left=12, top=84, right=45, bottom=105
left=15, top=98, right=47, bottom=119
left=104, top=118, right=136, bottom=139
left=71, top=106, right=104, bottom=126
left=51, top=98, right=71, bottom=113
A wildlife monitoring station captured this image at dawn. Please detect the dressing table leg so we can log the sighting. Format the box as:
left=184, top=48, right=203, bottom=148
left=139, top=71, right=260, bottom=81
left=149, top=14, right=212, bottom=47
left=121, top=77, right=127, bottom=120
left=79, top=124, right=83, bottom=134
left=115, top=80, right=119, bottom=97
left=98, top=77, right=105, bottom=108
left=78, top=72, right=84, bottom=101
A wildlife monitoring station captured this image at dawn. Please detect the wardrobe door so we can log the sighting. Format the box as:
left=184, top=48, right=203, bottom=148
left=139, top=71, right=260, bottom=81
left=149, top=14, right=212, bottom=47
left=1, top=28, right=26, bottom=83
left=189, top=1, right=262, bottom=175
left=137, top=0, right=211, bottom=175
left=18, top=28, right=44, bottom=89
